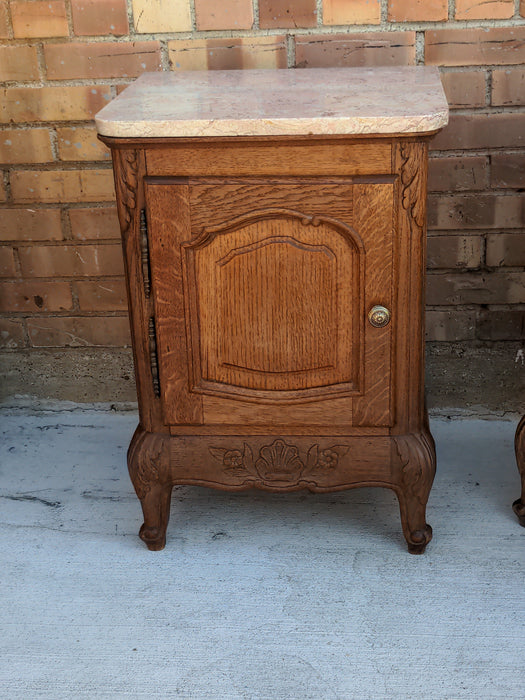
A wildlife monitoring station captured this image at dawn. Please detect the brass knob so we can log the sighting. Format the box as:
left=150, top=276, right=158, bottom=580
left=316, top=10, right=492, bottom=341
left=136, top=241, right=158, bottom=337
left=368, top=305, right=391, bottom=328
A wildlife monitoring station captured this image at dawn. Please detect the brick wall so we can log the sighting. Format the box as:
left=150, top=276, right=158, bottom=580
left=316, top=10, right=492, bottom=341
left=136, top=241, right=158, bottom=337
left=1, top=0, right=524, bottom=403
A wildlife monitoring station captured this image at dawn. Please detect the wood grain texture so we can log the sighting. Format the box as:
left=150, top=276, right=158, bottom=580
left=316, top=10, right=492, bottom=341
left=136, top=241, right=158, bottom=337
left=513, top=414, right=525, bottom=526
left=146, top=141, right=392, bottom=177
left=145, top=181, right=203, bottom=425
left=391, top=139, right=429, bottom=434
left=184, top=198, right=360, bottom=403
left=352, top=182, right=393, bottom=427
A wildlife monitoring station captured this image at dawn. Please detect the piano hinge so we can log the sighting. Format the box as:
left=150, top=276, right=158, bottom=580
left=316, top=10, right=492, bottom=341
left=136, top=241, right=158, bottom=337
left=140, top=208, right=151, bottom=298
left=148, top=317, right=160, bottom=398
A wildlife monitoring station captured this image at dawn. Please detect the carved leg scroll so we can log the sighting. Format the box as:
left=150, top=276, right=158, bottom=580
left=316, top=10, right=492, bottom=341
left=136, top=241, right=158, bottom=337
left=513, top=415, right=525, bottom=527
left=128, top=426, right=173, bottom=550
left=392, top=429, right=436, bottom=554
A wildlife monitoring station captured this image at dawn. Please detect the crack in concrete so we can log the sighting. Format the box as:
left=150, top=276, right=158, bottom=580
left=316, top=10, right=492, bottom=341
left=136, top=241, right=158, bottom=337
left=1, top=494, right=62, bottom=508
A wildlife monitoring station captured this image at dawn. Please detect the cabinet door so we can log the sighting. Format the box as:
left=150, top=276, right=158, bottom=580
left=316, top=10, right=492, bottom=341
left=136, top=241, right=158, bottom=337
left=145, top=178, right=393, bottom=428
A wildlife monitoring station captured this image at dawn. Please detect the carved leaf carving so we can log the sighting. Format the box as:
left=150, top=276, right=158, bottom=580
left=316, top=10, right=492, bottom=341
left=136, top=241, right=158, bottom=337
left=116, top=150, right=139, bottom=236
left=399, top=142, right=426, bottom=230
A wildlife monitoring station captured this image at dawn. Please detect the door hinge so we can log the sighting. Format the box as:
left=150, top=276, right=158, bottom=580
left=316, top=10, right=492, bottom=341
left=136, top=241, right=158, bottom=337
left=140, top=208, right=151, bottom=298
left=148, top=317, right=160, bottom=397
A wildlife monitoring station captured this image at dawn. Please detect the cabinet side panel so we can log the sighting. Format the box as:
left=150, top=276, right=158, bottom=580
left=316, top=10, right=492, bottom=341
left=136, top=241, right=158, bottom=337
left=352, top=183, right=394, bottom=427
left=145, top=182, right=203, bottom=425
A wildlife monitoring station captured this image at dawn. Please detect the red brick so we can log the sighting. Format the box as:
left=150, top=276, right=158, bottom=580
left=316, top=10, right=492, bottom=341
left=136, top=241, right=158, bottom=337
left=440, top=71, right=486, bottom=109
left=426, top=27, right=525, bottom=67
left=0, top=319, right=25, bottom=349
left=57, top=127, right=111, bottom=162
left=0, top=129, right=53, bottom=164
left=168, top=37, right=287, bottom=71
left=425, top=310, right=476, bottom=341
left=0, top=86, right=112, bottom=123
left=431, top=113, right=525, bottom=151
left=295, top=32, right=416, bottom=67
left=195, top=0, right=253, bottom=30
left=0, top=247, right=17, bottom=277
left=26, top=316, right=131, bottom=347
left=428, top=156, right=488, bottom=192
left=0, top=209, right=63, bottom=242
left=75, top=279, right=128, bottom=310
left=0, top=280, right=72, bottom=312
left=259, top=0, right=317, bottom=28
left=455, top=0, right=513, bottom=19
left=44, top=41, right=162, bottom=80
left=486, top=233, right=525, bottom=267
left=492, top=69, right=525, bottom=106
left=426, top=271, right=525, bottom=305
left=10, top=170, right=116, bottom=204
left=0, top=45, right=39, bottom=81
left=132, top=0, right=191, bottom=33
left=427, top=234, right=483, bottom=269
left=491, top=154, right=525, bottom=189
left=477, top=309, right=525, bottom=341
left=69, top=207, right=121, bottom=240
left=428, top=194, right=525, bottom=230
left=388, top=0, right=447, bottom=21
left=18, top=244, right=124, bottom=277
left=11, top=0, right=68, bottom=37
left=323, top=0, right=381, bottom=24
left=0, top=177, right=7, bottom=202
left=0, top=1, right=9, bottom=38
left=71, top=0, right=129, bottom=36
left=522, top=0, right=525, bottom=17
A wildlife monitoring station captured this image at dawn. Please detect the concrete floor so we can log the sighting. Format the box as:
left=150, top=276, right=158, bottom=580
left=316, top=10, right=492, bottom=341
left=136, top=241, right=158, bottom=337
left=0, top=407, right=524, bottom=699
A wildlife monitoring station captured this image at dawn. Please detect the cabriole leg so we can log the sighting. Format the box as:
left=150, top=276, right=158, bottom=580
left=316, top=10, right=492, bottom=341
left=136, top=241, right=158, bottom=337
left=393, top=429, right=436, bottom=554
left=127, top=426, right=172, bottom=550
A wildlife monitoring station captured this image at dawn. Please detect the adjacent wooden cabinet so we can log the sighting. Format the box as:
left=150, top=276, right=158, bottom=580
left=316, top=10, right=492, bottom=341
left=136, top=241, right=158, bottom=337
left=514, top=416, right=525, bottom=526
left=97, top=68, right=448, bottom=553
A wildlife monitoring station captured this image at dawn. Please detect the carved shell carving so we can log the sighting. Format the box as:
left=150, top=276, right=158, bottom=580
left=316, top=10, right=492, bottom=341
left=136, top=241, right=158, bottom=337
left=209, top=439, right=349, bottom=485
left=256, top=439, right=304, bottom=481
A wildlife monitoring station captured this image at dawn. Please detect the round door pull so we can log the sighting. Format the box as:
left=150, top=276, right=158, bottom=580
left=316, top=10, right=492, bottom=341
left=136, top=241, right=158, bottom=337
left=368, top=305, right=391, bottom=328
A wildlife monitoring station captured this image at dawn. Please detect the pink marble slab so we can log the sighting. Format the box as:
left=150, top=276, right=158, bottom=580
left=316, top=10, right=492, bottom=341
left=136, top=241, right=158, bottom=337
left=95, top=67, right=449, bottom=138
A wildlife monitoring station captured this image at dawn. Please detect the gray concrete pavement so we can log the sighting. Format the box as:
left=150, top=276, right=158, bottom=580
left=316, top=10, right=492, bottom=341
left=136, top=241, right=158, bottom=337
left=0, top=408, right=524, bottom=699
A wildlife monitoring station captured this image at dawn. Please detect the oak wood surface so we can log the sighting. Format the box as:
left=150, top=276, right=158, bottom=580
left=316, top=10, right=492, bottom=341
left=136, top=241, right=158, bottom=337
left=107, top=132, right=437, bottom=553
left=145, top=141, right=392, bottom=177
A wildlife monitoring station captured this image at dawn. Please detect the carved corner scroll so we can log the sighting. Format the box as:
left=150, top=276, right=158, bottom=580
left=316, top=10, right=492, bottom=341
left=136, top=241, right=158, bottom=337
left=398, top=141, right=427, bottom=231
left=115, top=149, right=140, bottom=237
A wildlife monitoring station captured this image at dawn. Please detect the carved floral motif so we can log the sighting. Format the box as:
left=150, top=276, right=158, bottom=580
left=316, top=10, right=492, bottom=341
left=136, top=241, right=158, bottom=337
left=209, top=439, right=349, bottom=484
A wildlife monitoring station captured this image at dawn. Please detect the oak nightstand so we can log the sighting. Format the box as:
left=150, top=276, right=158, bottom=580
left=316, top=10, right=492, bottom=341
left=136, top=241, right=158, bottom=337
left=96, top=67, right=448, bottom=553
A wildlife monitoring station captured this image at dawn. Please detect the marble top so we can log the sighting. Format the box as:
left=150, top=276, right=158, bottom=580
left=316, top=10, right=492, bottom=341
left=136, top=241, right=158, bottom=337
left=95, top=67, right=449, bottom=139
